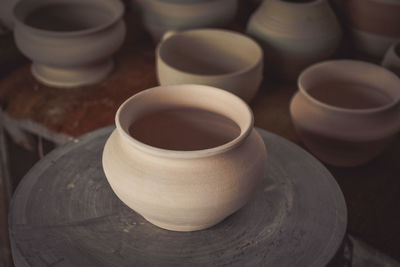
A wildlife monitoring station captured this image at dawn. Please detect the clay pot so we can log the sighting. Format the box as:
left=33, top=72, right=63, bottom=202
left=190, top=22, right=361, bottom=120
left=381, top=41, right=400, bottom=76
left=156, top=29, right=264, bottom=103
left=343, top=0, right=400, bottom=59
left=246, top=0, right=342, bottom=81
left=13, top=0, right=126, bottom=88
left=102, top=84, right=267, bottom=231
left=133, top=0, right=238, bottom=42
left=290, top=60, right=400, bottom=167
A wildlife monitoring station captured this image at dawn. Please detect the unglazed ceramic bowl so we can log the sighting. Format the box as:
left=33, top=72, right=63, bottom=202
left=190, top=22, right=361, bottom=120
left=290, top=60, right=400, bottom=167
left=134, top=0, right=238, bottom=42
left=246, top=0, right=342, bottom=81
left=156, top=29, right=263, bottom=103
left=102, top=84, right=267, bottom=231
left=13, top=0, right=126, bottom=88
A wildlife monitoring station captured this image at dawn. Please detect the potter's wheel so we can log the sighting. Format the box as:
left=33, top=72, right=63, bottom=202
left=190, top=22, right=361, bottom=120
left=9, top=126, right=347, bottom=267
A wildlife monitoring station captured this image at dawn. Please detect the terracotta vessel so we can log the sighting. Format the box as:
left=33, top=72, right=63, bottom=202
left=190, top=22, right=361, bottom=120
left=290, top=60, right=400, bottom=167
left=13, top=0, right=126, bottom=88
left=246, top=0, right=342, bottom=81
left=381, top=41, right=400, bottom=77
left=156, top=29, right=264, bottom=103
left=343, top=0, right=400, bottom=59
left=133, top=0, right=238, bottom=42
left=102, top=84, right=267, bottom=231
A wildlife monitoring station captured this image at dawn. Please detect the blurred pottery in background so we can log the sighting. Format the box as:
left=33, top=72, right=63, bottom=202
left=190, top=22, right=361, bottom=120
left=343, top=0, right=400, bottom=60
left=381, top=42, right=400, bottom=77
left=156, top=29, right=263, bottom=103
left=0, top=0, right=19, bottom=29
left=133, top=0, right=238, bottom=42
left=246, top=0, right=342, bottom=81
left=13, top=0, right=126, bottom=88
left=290, top=60, right=400, bottom=167
left=102, top=84, right=267, bottom=231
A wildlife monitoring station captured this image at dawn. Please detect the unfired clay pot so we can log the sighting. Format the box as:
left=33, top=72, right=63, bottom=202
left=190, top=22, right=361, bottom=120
left=290, top=60, right=400, bottom=167
left=133, top=0, right=238, bottom=42
left=246, top=0, right=342, bottom=81
left=343, top=0, right=400, bottom=59
left=13, top=0, right=126, bottom=88
left=156, top=29, right=264, bottom=103
left=102, top=84, right=267, bottom=231
left=382, top=41, right=400, bottom=77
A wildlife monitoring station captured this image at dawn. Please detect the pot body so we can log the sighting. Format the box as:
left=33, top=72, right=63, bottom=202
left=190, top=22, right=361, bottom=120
left=382, top=41, right=400, bottom=76
left=290, top=60, right=400, bottom=167
left=102, top=85, right=267, bottom=231
left=156, top=29, right=264, bottom=103
left=13, top=0, right=126, bottom=88
left=246, top=0, right=342, bottom=81
left=343, top=0, right=400, bottom=59
left=133, top=0, right=238, bottom=42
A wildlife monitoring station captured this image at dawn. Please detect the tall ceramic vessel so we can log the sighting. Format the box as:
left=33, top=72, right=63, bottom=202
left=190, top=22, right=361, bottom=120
left=343, top=0, right=400, bottom=59
left=13, top=0, right=126, bottom=88
left=290, top=60, right=400, bottom=167
left=133, top=0, right=238, bottom=42
left=102, top=84, right=267, bottom=231
left=246, top=0, right=342, bottom=81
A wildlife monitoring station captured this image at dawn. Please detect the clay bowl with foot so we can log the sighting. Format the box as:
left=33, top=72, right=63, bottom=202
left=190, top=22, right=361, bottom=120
left=13, top=0, right=126, bottom=88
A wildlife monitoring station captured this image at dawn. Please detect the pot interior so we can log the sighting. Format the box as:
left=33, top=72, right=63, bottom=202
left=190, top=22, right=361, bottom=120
left=117, top=85, right=253, bottom=156
left=299, top=60, right=400, bottom=111
left=15, top=0, right=122, bottom=32
left=129, top=107, right=240, bottom=151
left=159, top=30, right=262, bottom=76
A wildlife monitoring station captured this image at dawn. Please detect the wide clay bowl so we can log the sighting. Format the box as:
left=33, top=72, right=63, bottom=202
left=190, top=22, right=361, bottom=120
left=13, top=0, right=126, bottom=88
left=102, top=84, right=267, bottom=231
left=156, top=29, right=264, bottom=103
left=290, top=60, right=400, bottom=167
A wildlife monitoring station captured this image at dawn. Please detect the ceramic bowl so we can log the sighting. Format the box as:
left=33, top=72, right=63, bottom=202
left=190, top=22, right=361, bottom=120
left=290, top=60, right=400, bottom=167
left=134, top=0, right=238, bottom=42
left=381, top=41, right=400, bottom=76
left=102, top=84, right=267, bottom=231
left=13, top=0, right=126, bottom=88
left=156, top=29, right=263, bottom=103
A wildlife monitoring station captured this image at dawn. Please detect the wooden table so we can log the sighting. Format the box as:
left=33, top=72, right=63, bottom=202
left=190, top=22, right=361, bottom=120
left=1, top=2, right=400, bottom=265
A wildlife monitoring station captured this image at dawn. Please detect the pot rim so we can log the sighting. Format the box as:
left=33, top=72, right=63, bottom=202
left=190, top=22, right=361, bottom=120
left=115, top=84, right=254, bottom=159
left=156, top=28, right=263, bottom=79
left=13, top=0, right=124, bottom=37
left=298, top=59, right=400, bottom=114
